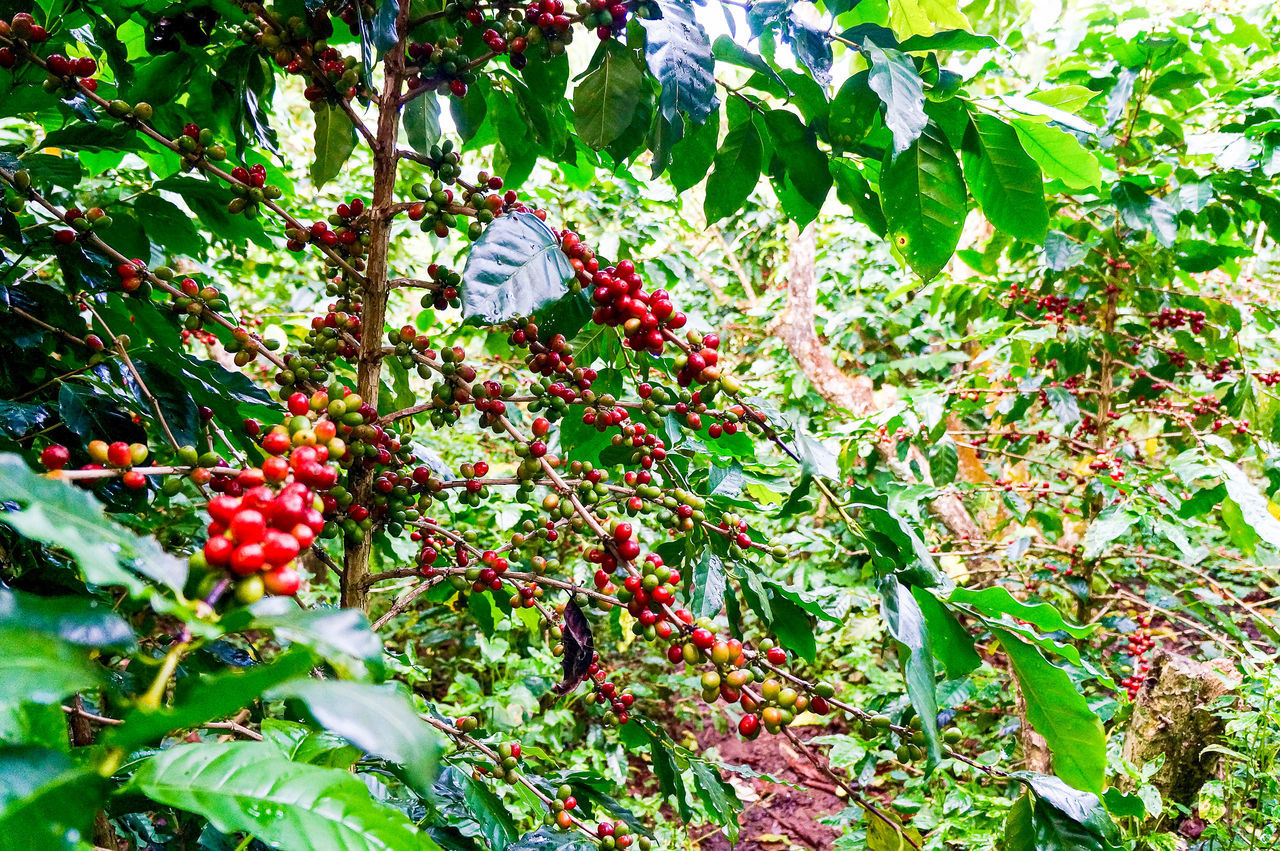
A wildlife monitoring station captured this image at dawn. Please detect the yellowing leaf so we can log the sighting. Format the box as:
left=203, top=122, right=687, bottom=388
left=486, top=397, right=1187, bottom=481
left=887, top=0, right=971, bottom=38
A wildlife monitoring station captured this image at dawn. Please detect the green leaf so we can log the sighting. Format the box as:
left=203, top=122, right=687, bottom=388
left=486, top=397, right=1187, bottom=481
left=863, top=40, right=927, bottom=155
left=912, top=587, right=979, bottom=679
left=668, top=106, right=719, bottom=194
left=432, top=766, right=519, bottom=851
left=1218, top=461, right=1280, bottom=551
left=1082, top=507, right=1135, bottom=559
left=311, top=104, right=358, bottom=189
left=130, top=742, right=433, bottom=851
left=241, top=604, right=386, bottom=681
left=961, top=113, right=1047, bottom=242
left=828, top=71, right=879, bottom=152
left=712, top=36, right=784, bottom=89
left=880, top=122, right=967, bottom=280
left=1111, top=181, right=1177, bottom=247
left=704, top=117, right=762, bottom=223
left=640, top=0, right=718, bottom=125
left=1011, top=120, right=1101, bottom=189
left=928, top=439, right=958, bottom=485
left=0, top=747, right=105, bottom=850
left=0, top=454, right=187, bottom=595
left=271, top=680, right=443, bottom=793
left=689, top=547, right=727, bottom=619
left=462, top=212, right=575, bottom=325
left=1044, top=386, right=1080, bottom=426
left=879, top=576, right=942, bottom=766
left=0, top=588, right=134, bottom=650
left=949, top=586, right=1092, bottom=639
left=573, top=41, right=645, bottom=150
left=1006, top=773, right=1119, bottom=850
left=1043, top=230, right=1089, bottom=271
left=405, top=92, right=443, bottom=158
left=0, top=624, right=102, bottom=705
left=763, top=109, right=832, bottom=214
left=994, top=630, right=1106, bottom=794
left=886, top=0, right=972, bottom=39
left=689, top=761, right=742, bottom=842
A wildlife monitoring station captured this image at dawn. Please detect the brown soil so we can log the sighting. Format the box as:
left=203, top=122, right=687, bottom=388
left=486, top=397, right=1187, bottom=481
left=692, top=723, right=848, bottom=851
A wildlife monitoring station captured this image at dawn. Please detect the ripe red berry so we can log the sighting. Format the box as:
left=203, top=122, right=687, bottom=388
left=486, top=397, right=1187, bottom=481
left=765, top=647, right=787, bottom=665
left=738, top=714, right=761, bottom=739
left=691, top=627, right=714, bottom=650
left=39, top=445, right=70, bottom=470
left=122, top=470, right=147, bottom=489
left=203, top=535, right=234, bottom=566
left=106, top=441, right=133, bottom=468
left=229, top=509, right=267, bottom=544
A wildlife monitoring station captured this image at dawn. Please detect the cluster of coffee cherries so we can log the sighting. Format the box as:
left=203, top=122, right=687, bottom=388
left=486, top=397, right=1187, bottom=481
left=227, top=163, right=283, bottom=218
left=407, top=39, right=478, bottom=99
left=0, top=14, right=50, bottom=69
left=39, top=441, right=147, bottom=489
left=585, top=255, right=688, bottom=358
left=40, top=52, right=97, bottom=96
left=2, top=168, right=29, bottom=214
left=114, top=258, right=152, bottom=297
left=1118, top=612, right=1155, bottom=700
left=53, top=205, right=112, bottom=245
left=576, top=0, right=634, bottom=40
left=409, top=177, right=499, bottom=240
left=162, top=122, right=225, bottom=166
left=241, top=13, right=366, bottom=104
left=521, top=0, right=577, bottom=56
left=587, top=820, right=648, bottom=850
left=196, top=471, right=329, bottom=600
left=478, top=741, right=523, bottom=783
left=168, top=277, right=230, bottom=332
left=419, top=263, right=463, bottom=311
left=1150, top=306, right=1207, bottom=334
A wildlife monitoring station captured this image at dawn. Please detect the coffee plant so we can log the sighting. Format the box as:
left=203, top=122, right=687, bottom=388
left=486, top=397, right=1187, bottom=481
left=0, top=0, right=1276, bottom=849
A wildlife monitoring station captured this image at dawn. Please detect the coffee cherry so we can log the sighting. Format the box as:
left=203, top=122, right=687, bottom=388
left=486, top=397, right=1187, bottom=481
left=39, top=445, right=70, bottom=470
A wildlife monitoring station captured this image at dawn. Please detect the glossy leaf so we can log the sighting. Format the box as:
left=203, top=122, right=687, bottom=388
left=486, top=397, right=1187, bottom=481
left=0, top=588, right=133, bottom=650
left=864, top=40, right=927, bottom=155
left=405, top=92, right=443, bottom=158
left=241, top=605, right=386, bottom=681
left=573, top=42, right=645, bottom=150
left=311, top=104, right=358, bottom=189
left=273, top=680, right=443, bottom=793
left=640, top=0, right=718, bottom=125
left=961, top=113, right=1047, bottom=242
left=689, top=547, right=727, bottom=618
left=704, top=117, right=763, bottom=223
left=130, top=742, right=434, bottom=851
left=880, top=122, right=967, bottom=280
left=1012, top=120, right=1101, bottom=189
left=994, top=629, right=1107, bottom=794
left=0, top=454, right=186, bottom=595
left=879, top=575, right=941, bottom=765
left=462, top=212, right=576, bottom=325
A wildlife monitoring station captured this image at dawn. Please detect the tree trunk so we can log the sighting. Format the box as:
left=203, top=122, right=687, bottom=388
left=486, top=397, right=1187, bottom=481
left=341, top=2, right=411, bottom=613
left=1120, top=651, right=1240, bottom=816
left=771, top=223, right=982, bottom=543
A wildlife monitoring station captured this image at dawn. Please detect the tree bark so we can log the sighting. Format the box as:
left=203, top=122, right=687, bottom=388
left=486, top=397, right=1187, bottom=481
left=341, top=1, right=411, bottom=612
left=1120, top=651, right=1240, bottom=816
left=771, top=223, right=982, bottom=542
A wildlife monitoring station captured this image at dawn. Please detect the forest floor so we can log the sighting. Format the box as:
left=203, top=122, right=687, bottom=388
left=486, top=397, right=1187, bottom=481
left=692, top=722, right=849, bottom=851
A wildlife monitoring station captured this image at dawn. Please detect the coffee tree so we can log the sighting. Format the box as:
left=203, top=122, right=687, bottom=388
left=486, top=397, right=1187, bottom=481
left=0, top=0, right=1229, bottom=848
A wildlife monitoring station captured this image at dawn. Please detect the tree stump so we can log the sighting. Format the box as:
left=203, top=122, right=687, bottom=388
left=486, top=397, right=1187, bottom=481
left=1120, top=651, right=1240, bottom=812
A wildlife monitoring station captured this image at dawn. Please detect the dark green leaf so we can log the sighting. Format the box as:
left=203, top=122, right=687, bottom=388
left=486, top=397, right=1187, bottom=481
left=0, top=588, right=133, bottom=650
left=912, top=587, right=979, bottom=679
left=1111, top=181, right=1177, bottom=247
left=462, top=212, right=575, bottom=325
left=130, top=742, right=432, bottom=851
left=405, top=92, right=443, bottom=158
left=640, top=0, right=718, bottom=124
left=573, top=41, right=645, bottom=150
left=928, top=439, right=958, bottom=485
left=828, top=71, right=879, bottom=152
left=0, top=747, right=105, bottom=850
left=668, top=106, right=719, bottom=193
left=240, top=604, right=386, bottom=681
left=961, top=113, right=1047, bottom=242
left=880, top=122, right=967, bottom=280
left=311, top=104, right=358, bottom=189
left=704, top=117, right=762, bottom=223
